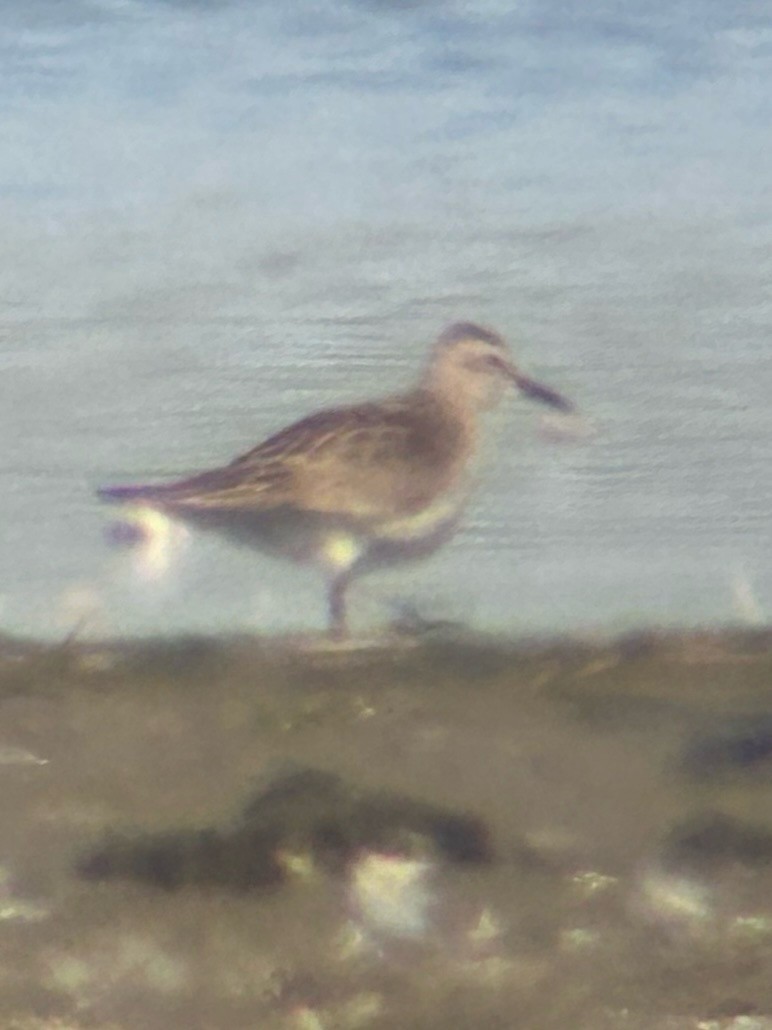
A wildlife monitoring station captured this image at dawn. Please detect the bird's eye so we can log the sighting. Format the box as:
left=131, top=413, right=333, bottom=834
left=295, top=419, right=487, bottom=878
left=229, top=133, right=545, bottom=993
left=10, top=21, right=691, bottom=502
left=466, top=351, right=500, bottom=374
left=484, top=352, right=506, bottom=372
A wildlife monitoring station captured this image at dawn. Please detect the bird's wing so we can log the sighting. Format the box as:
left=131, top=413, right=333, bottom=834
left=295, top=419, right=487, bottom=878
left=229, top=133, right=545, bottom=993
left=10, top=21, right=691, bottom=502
left=225, top=393, right=466, bottom=520
left=99, top=393, right=466, bottom=523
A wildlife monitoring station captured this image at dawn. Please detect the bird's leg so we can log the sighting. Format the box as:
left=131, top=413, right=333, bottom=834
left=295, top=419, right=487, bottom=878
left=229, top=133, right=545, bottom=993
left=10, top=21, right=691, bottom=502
left=328, top=573, right=351, bottom=640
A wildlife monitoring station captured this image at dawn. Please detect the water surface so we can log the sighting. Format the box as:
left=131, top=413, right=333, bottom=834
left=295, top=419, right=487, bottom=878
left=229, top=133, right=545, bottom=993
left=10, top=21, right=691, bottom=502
left=2, top=0, right=772, bottom=636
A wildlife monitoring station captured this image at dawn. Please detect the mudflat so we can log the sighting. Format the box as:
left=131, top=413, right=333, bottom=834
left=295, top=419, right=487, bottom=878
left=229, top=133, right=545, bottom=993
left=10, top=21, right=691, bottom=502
left=1, top=627, right=772, bottom=1029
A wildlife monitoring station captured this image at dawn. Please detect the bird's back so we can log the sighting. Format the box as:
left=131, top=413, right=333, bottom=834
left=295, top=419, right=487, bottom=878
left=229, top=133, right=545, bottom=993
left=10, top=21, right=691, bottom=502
left=98, top=389, right=473, bottom=529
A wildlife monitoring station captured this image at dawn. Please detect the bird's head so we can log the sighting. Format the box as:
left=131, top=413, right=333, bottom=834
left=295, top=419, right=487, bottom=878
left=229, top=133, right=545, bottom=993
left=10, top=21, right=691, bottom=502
left=426, top=322, right=574, bottom=413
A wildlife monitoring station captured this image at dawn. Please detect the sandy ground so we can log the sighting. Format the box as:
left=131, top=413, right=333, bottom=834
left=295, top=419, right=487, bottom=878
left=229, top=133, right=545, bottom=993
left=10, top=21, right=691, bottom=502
left=1, top=626, right=772, bottom=1029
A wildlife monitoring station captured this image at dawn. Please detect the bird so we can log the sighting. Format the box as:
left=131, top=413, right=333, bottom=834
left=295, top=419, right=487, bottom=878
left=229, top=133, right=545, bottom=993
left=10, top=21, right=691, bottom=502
left=98, top=322, right=574, bottom=639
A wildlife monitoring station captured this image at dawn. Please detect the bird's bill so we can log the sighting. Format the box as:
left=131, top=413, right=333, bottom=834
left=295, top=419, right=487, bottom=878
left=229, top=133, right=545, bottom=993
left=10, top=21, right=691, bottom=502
left=513, top=373, right=573, bottom=412
left=488, top=353, right=573, bottom=411
left=502, top=361, right=574, bottom=413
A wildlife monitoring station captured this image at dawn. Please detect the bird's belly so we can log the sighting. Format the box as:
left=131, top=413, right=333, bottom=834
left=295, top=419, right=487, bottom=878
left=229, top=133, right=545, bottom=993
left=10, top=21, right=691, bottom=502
left=140, top=495, right=464, bottom=577
left=374, top=494, right=464, bottom=543
left=360, top=495, right=465, bottom=570
left=306, top=497, right=465, bottom=577
left=161, top=506, right=358, bottom=569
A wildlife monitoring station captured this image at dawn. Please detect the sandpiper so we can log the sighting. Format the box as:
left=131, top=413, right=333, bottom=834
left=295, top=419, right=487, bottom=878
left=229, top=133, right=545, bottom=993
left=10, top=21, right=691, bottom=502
left=98, top=322, right=573, bottom=637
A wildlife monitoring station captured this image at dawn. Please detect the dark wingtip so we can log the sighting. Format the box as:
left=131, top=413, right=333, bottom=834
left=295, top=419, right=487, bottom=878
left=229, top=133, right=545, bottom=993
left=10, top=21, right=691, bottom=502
left=97, top=484, right=152, bottom=503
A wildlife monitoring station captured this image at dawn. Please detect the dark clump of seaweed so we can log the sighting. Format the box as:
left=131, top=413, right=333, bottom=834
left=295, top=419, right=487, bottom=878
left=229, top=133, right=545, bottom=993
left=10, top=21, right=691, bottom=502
left=659, top=811, right=772, bottom=873
left=679, top=714, right=772, bottom=781
left=76, top=766, right=492, bottom=891
left=77, top=825, right=285, bottom=891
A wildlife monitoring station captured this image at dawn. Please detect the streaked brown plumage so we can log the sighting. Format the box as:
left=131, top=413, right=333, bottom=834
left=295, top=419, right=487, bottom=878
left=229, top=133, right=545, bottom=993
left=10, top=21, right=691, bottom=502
left=99, top=322, right=573, bottom=637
